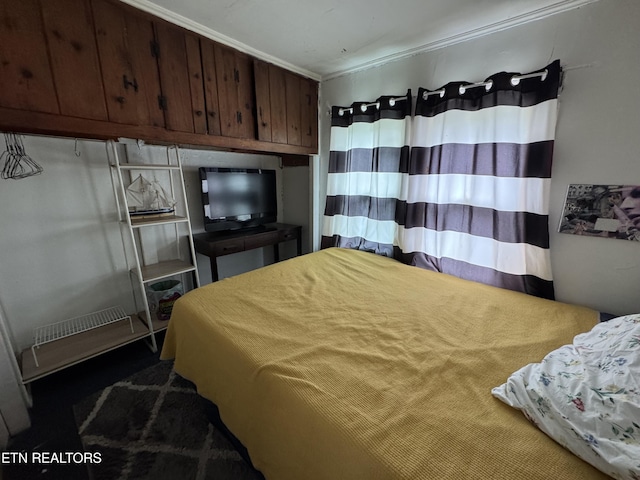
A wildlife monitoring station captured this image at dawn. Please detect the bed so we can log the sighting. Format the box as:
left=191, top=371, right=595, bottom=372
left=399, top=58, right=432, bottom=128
left=161, top=247, right=637, bottom=480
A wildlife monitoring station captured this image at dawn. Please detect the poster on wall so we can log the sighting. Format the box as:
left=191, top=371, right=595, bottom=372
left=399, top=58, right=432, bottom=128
left=559, top=184, right=640, bottom=241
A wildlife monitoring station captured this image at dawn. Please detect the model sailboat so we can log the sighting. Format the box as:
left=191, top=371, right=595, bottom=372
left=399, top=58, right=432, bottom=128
left=126, top=174, right=176, bottom=217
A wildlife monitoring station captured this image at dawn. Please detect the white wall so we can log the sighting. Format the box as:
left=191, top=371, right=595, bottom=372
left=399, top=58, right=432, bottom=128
left=0, top=136, right=286, bottom=350
left=319, top=0, right=640, bottom=316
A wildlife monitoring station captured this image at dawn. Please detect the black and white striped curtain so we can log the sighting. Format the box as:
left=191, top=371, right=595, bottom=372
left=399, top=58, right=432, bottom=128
left=397, top=60, right=561, bottom=299
left=321, top=92, right=411, bottom=256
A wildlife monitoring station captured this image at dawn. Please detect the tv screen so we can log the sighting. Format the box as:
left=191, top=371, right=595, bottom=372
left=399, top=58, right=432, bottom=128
left=199, top=167, right=277, bottom=233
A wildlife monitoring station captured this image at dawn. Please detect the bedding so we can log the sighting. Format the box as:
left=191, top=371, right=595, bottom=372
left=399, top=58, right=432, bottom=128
left=493, top=314, right=640, bottom=479
left=161, top=247, right=612, bottom=480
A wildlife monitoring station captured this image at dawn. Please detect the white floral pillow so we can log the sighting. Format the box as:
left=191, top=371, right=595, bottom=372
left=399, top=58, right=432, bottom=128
left=492, top=314, right=640, bottom=480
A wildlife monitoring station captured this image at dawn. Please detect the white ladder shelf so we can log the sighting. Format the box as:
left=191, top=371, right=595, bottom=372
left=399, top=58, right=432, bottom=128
left=108, top=141, right=200, bottom=353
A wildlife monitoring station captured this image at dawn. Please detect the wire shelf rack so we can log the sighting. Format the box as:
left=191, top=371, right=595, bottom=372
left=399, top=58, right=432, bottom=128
left=31, top=306, right=133, bottom=367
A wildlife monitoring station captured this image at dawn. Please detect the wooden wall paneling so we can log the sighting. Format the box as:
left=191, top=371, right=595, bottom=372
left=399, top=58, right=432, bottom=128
left=40, top=0, right=107, bottom=120
left=285, top=72, right=301, bottom=146
left=300, top=77, right=318, bottom=148
left=200, top=39, right=221, bottom=136
left=92, top=0, right=164, bottom=127
left=154, top=22, right=197, bottom=133
left=268, top=65, right=288, bottom=144
left=184, top=34, right=207, bottom=135
left=0, top=0, right=59, bottom=114
left=253, top=59, right=272, bottom=142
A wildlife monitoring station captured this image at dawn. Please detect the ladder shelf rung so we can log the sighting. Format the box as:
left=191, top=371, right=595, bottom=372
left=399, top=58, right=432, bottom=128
left=132, top=259, right=197, bottom=283
left=128, top=215, right=189, bottom=228
left=113, top=162, right=180, bottom=170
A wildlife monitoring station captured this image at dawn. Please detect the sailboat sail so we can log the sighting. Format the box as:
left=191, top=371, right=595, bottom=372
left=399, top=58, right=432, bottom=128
left=126, top=174, right=176, bottom=215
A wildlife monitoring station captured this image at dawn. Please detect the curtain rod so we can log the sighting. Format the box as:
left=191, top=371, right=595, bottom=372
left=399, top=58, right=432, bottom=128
left=334, top=67, right=553, bottom=116
left=337, top=96, right=408, bottom=116
left=423, top=69, right=549, bottom=99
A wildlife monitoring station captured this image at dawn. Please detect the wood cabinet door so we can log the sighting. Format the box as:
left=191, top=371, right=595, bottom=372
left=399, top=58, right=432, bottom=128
left=253, top=60, right=287, bottom=145
left=0, top=0, right=59, bottom=114
left=200, top=38, right=221, bottom=136
left=92, top=0, right=164, bottom=127
left=284, top=71, right=302, bottom=146
left=154, top=22, right=206, bottom=134
left=214, top=43, right=256, bottom=139
left=40, top=0, right=107, bottom=120
left=253, top=59, right=272, bottom=142
left=300, top=76, right=318, bottom=149
left=253, top=61, right=318, bottom=149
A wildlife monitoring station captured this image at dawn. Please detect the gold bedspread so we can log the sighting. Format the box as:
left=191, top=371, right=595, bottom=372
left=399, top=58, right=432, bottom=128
left=161, top=247, right=609, bottom=480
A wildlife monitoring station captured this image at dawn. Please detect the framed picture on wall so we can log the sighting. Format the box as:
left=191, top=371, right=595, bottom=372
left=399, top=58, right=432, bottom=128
left=559, top=184, right=640, bottom=241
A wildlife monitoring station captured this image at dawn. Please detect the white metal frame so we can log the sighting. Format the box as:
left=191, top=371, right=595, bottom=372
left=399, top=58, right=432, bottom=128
left=107, top=140, right=200, bottom=352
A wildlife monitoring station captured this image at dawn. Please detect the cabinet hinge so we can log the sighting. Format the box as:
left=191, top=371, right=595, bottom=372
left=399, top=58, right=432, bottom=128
left=236, top=111, right=242, bottom=124
left=150, top=40, right=160, bottom=58
left=158, top=95, right=168, bottom=111
left=123, top=75, right=139, bottom=92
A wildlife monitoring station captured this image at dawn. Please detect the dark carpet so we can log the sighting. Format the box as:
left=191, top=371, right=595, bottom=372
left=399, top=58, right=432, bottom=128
left=73, top=361, right=263, bottom=480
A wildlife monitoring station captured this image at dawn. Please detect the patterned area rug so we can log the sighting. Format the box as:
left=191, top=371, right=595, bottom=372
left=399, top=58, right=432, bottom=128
left=73, top=361, right=263, bottom=480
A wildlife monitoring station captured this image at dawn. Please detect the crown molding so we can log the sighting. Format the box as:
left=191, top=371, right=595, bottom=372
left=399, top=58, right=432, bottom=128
left=117, top=0, right=322, bottom=81
left=322, top=0, right=601, bottom=81
left=119, top=0, right=600, bottom=83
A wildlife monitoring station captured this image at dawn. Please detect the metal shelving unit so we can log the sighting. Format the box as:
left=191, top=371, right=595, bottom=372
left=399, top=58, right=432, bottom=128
left=108, top=141, right=200, bottom=352
left=31, top=306, right=132, bottom=367
left=20, top=141, right=200, bottom=384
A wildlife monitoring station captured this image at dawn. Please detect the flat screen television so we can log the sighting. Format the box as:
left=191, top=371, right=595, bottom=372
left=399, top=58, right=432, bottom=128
left=199, top=167, right=277, bottom=233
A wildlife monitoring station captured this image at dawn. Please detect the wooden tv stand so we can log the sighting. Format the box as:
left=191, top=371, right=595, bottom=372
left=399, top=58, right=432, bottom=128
left=193, top=223, right=302, bottom=282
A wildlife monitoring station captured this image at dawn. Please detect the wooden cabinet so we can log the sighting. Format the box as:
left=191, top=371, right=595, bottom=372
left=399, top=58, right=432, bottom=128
left=300, top=76, right=319, bottom=149
left=254, top=60, right=318, bottom=148
left=0, top=0, right=111, bottom=120
left=0, top=0, right=318, bottom=155
left=200, top=39, right=222, bottom=136
left=92, top=3, right=207, bottom=133
left=154, top=22, right=207, bottom=134
left=0, top=0, right=64, bottom=115
left=41, top=0, right=108, bottom=120
left=92, top=0, right=164, bottom=128
left=201, top=39, right=258, bottom=139
left=212, top=43, right=256, bottom=139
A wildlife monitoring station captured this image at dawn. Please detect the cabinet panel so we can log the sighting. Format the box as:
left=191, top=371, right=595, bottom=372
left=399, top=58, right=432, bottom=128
left=234, top=50, right=255, bottom=139
left=185, top=34, right=207, bottom=135
left=300, top=77, right=318, bottom=148
left=214, top=43, right=255, bottom=139
left=253, top=61, right=318, bottom=149
left=254, top=59, right=271, bottom=142
left=285, top=72, right=301, bottom=146
left=92, top=0, right=164, bottom=127
left=200, top=39, right=221, bottom=136
left=155, top=22, right=206, bottom=133
left=0, top=0, right=59, bottom=114
left=41, top=0, right=107, bottom=120
left=269, top=65, right=288, bottom=144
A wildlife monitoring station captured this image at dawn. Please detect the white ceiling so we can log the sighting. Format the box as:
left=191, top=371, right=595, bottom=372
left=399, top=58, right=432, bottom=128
left=122, top=0, right=599, bottom=80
